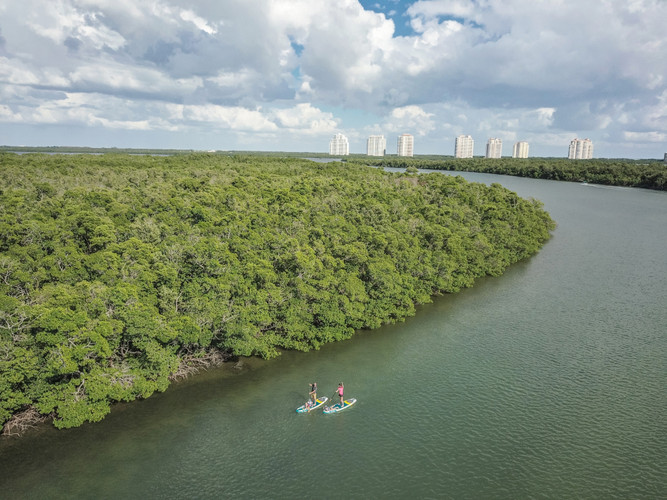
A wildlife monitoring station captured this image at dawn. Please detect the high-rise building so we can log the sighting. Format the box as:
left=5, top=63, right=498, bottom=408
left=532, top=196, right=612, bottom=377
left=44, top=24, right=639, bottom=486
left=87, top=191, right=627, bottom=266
left=367, top=135, right=386, bottom=156
left=397, top=134, right=414, bottom=157
left=455, top=135, right=474, bottom=158
left=486, top=138, right=502, bottom=158
left=568, top=138, right=593, bottom=159
left=329, top=133, right=349, bottom=156
left=512, top=141, right=529, bottom=158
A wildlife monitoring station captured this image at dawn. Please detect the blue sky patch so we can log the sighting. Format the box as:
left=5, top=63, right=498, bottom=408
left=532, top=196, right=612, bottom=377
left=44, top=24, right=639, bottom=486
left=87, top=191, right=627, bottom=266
left=358, top=0, right=416, bottom=36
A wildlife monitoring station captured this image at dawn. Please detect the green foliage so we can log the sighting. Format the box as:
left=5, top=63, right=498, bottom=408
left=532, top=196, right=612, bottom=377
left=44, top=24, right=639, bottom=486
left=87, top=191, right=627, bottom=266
left=0, top=152, right=555, bottom=430
left=357, top=157, right=667, bottom=191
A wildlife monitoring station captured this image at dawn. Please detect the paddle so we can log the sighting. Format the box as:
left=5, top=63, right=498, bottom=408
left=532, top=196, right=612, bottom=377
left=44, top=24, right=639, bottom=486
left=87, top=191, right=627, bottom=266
left=324, top=390, right=338, bottom=411
left=332, top=386, right=345, bottom=408
left=305, top=383, right=319, bottom=409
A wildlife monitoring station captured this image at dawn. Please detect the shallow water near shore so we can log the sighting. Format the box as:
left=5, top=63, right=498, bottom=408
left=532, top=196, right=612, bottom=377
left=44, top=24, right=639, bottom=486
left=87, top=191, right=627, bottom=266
left=1, top=172, right=666, bottom=499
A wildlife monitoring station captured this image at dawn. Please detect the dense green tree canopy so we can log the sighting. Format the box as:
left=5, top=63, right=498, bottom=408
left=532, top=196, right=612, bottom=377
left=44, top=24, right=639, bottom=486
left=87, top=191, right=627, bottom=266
left=356, top=157, right=667, bottom=191
left=0, top=153, right=554, bottom=430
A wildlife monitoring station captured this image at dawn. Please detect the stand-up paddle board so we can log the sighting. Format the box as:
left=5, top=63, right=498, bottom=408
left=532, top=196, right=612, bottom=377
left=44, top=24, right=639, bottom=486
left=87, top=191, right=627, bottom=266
left=296, top=397, right=328, bottom=413
left=323, top=398, right=357, bottom=414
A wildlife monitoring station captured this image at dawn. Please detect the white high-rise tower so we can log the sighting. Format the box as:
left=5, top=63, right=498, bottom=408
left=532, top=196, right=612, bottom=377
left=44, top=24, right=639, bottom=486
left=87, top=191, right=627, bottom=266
left=486, top=138, right=502, bottom=158
left=367, top=135, right=386, bottom=156
left=512, top=141, right=529, bottom=158
left=329, top=133, right=349, bottom=156
left=568, top=138, right=593, bottom=159
left=455, top=135, right=474, bottom=158
left=397, top=134, right=414, bottom=157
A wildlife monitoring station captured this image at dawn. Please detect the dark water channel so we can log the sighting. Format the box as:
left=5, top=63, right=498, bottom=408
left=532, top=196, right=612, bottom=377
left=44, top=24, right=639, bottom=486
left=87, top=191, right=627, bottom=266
left=1, top=171, right=665, bottom=499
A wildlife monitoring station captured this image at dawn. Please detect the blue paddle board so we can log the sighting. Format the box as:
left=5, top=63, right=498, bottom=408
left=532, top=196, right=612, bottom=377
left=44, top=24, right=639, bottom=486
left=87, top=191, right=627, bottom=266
left=323, top=398, right=357, bottom=414
left=296, top=396, right=328, bottom=413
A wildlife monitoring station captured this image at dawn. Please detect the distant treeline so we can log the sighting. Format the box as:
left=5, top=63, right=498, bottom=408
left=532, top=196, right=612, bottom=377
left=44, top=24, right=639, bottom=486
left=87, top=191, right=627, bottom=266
left=0, top=146, right=344, bottom=158
left=353, top=157, right=667, bottom=190
left=0, top=146, right=194, bottom=155
left=3, top=147, right=665, bottom=192
left=0, top=153, right=554, bottom=431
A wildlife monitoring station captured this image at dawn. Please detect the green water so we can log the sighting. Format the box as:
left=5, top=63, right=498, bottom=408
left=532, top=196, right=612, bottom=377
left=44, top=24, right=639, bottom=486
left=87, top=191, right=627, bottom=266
left=1, top=173, right=666, bottom=499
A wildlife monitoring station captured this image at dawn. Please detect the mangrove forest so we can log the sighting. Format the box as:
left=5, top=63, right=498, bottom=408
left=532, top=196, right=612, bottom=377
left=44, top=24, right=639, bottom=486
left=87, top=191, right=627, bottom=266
left=355, top=157, right=667, bottom=191
left=0, top=153, right=555, bottom=432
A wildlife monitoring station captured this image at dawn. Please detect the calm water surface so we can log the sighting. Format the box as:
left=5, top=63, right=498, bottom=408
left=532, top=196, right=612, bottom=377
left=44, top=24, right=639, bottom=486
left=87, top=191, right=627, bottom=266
left=1, top=172, right=666, bottom=499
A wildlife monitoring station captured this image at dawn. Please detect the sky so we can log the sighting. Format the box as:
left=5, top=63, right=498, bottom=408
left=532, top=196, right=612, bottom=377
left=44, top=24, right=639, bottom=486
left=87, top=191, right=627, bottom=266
left=0, top=0, right=666, bottom=158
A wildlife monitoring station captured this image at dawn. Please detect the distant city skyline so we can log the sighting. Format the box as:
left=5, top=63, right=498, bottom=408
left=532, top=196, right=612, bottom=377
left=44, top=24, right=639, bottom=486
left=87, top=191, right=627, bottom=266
left=0, top=1, right=665, bottom=159
left=328, top=134, right=600, bottom=159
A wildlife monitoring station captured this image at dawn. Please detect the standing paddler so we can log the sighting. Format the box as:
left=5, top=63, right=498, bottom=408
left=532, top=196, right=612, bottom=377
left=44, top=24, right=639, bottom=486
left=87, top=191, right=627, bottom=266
left=336, top=382, right=344, bottom=407
left=309, top=382, right=318, bottom=404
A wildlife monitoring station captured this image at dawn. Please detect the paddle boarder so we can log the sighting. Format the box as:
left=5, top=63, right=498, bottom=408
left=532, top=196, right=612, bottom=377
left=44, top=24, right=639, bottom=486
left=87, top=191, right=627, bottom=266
left=309, top=382, right=317, bottom=404
left=337, top=382, right=344, bottom=407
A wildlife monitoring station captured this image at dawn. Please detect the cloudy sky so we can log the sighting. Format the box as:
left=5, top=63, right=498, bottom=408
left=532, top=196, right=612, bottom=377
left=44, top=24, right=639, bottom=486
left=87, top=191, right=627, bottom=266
left=1, top=0, right=666, bottom=158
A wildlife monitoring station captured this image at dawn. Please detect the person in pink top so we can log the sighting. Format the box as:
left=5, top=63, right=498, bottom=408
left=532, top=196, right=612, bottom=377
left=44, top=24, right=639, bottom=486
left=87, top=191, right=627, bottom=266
left=337, top=382, right=344, bottom=407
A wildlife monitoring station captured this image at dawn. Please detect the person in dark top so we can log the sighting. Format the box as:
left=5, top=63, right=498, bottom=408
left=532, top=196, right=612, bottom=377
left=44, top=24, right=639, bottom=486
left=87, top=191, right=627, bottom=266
left=309, top=382, right=317, bottom=404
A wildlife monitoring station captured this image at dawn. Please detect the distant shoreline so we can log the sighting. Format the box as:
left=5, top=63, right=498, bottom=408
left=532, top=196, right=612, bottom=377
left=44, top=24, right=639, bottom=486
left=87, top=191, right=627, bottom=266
left=1, top=146, right=663, bottom=162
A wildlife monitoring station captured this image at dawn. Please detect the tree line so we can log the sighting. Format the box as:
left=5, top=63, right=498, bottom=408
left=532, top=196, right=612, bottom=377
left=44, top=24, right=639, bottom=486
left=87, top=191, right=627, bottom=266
left=353, top=157, right=667, bottom=190
left=0, top=153, right=555, bottom=431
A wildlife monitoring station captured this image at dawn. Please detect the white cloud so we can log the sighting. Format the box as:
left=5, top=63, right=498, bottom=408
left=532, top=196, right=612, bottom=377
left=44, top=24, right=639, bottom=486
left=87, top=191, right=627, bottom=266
left=0, top=0, right=665, bottom=157
left=179, top=9, right=218, bottom=35
left=624, top=131, right=667, bottom=143
left=386, top=105, right=435, bottom=136
left=75, top=16, right=126, bottom=50
left=0, top=57, right=41, bottom=85
left=641, top=90, right=667, bottom=129
left=207, top=69, right=256, bottom=88
left=22, top=0, right=126, bottom=50
left=180, top=104, right=278, bottom=131
left=271, top=103, right=338, bottom=133
left=69, top=62, right=203, bottom=97
left=0, top=89, right=174, bottom=130
left=408, top=0, right=478, bottom=20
